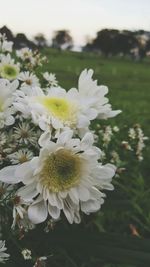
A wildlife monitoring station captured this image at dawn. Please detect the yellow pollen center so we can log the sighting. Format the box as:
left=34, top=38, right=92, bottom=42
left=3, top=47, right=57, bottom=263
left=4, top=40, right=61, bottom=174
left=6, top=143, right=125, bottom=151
left=25, top=79, right=32, bottom=85
left=39, top=149, right=82, bottom=192
left=0, top=64, right=18, bottom=79
left=37, top=96, right=77, bottom=125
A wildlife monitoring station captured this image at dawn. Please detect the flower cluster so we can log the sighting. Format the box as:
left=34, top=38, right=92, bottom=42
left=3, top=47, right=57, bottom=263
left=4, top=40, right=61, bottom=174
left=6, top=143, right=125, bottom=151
left=0, top=35, right=121, bottom=263
left=95, top=123, right=148, bottom=171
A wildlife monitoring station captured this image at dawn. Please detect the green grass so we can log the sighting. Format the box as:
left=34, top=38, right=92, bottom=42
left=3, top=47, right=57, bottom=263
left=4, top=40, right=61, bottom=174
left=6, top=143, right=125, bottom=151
left=37, top=48, right=150, bottom=267
left=40, top=48, right=150, bottom=133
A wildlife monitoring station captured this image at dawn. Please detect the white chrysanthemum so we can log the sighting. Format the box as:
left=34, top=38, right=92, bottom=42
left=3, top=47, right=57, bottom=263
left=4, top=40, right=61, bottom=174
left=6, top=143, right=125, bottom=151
left=18, top=71, right=40, bottom=88
left=16, top=47, right=33, bottom=61
left=13, top=69, right=121, bottom=143
left=0, top=54, right=20, bottom=80
left=13, top=86, right=88, bottom=144
left=0, top=79, right=19, bottom=128
left=43, top=72, right=58, bottom=87
left=0, top=131, right=116, bottom=224
left=77, top=69, right=121, bottom=119
left=0, top=240, right=10, bottom=263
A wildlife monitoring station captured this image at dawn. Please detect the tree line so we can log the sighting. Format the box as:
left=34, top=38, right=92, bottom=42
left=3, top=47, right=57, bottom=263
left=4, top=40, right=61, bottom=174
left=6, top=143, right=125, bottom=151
left=1, top=26, right=150, bottom=59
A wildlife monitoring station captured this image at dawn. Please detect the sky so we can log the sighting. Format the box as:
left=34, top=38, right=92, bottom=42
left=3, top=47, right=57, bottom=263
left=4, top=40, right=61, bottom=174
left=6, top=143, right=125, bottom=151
left=0, top=0, right=150, bottom=46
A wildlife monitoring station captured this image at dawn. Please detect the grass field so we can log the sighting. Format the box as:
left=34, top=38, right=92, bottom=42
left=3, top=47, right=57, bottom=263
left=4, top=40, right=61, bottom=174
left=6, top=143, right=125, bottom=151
left=41, top=48, right=150, bottom=131
left=38, top=49, right=150, bottom=267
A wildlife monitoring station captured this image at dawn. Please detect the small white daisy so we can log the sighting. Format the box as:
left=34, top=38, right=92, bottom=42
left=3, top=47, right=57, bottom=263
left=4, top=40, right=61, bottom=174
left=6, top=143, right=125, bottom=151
left=0, top=240, right=10, bottom=263
left=21, top=249, right=32, bottom=260
left=13, top=122, right=39, bottom=145
left=8, top=149, right=34, bottom=164
left=43, top=72, right=58, bottom=87
left=18, top=71, right=40, bottom=88
left=16, top=47, right=33, bottom=61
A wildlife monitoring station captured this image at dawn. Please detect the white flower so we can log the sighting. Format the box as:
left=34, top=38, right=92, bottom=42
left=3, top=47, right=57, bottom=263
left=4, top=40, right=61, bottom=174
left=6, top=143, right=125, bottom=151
left=21, top=249, right=32, bottom=260
left=0, top=34, right=13, bottom=53
left=113, top=126, right=119, bottom=132
left=16, top=47, right=33, bottom=61
left=135, top=126, right=148, bottom=161
left=0, top=240, right=10, bottom=263
left=110, top=151, right=120, bottom=164
left=0, top=54, right=20, bottom=80
left=0, top=79, right=19, bottom=128
left=0, top=131, right=116, bottom=224
left=43, top=72, right=58, bottom=87
left=13, top=122, right=39, bottom=145
left=13, top=86, right=88, bottom=142
left=18, top=71, right=40, bottom=88
left=11, top=195, right=28, bottom=229
left=128, top=128, right=136, bottom=139
left=13, top=69, right=121, bottom=143
left=8, top=149, right=33, bottom=164
left=77, top=69, right=121, bottom=119
left=102, top=126, right=113, bottom=145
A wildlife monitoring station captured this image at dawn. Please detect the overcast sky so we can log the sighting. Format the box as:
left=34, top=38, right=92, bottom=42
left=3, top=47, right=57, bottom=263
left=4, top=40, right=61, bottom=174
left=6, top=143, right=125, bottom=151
left=0, top=0, right=150, bottom=45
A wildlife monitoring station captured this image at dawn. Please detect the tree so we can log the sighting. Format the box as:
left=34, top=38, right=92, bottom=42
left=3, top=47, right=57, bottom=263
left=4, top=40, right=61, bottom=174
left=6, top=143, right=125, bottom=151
left=85, top=29, right=138, bottom=56
left=34, top=33, right=47, bottom=47
left=52, top=30, right=73, bottom=50
left=14, top=33, right=36, bottom=49
left=0, top=25, right=14, bottom=41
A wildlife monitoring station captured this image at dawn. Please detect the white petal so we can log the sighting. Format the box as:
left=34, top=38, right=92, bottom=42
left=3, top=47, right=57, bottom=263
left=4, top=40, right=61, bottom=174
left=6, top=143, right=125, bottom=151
left=5, top=115, right=15, bottom=126
left=14, top=161, right=34, bottom=184
left=17, top=183, right=38, bottom=201
left=48, top=204, right=60, bottom=219
left=0, top=165, right=20, bottom=184
left=77, top=186, right=90, bottom=201
left=81, top=199, right=101, bottom=214
left=77, top=115, right=89, bottom=128
left=38, top=131, right=51, bottom=147
left=69, top=188, right=79, bottom=204
left=28, top=200, right=48, bottom=224
left=48, top=192, right=63, bottom=209
left=57, top=130, right=73, bottom=145
left=80, top=132, right=94, bottom=150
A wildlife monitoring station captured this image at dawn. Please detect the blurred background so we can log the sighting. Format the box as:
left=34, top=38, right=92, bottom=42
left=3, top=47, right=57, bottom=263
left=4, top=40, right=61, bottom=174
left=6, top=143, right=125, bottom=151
left=0, top=0, right=150, bottom=57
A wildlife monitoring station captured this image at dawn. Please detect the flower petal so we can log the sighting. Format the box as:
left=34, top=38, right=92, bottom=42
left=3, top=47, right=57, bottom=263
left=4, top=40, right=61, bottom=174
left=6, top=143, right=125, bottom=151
left=28, top=199, right=48, bottom=224
left=0, top=166, right=20, bottom=184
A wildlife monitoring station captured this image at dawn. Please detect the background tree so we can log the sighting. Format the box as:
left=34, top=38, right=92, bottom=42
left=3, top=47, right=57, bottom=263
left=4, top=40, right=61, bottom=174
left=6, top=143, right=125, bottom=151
left=34, top=33, right=47, bottom=47
left=0, top=25, right=14, bottom=41
left=14, top=33, right=36, bottom=49
left=52, top=30, right=73, bottom=50
left=90, top=29, right=138, bottom=56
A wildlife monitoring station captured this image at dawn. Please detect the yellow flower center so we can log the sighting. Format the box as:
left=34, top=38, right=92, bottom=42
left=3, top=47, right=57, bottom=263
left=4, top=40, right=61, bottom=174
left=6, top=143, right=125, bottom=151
left=0, top=64, right=19, bottom=80
left=39, top=149, right=82, bottom=192
left=37, top=96, right=77, bottom=126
